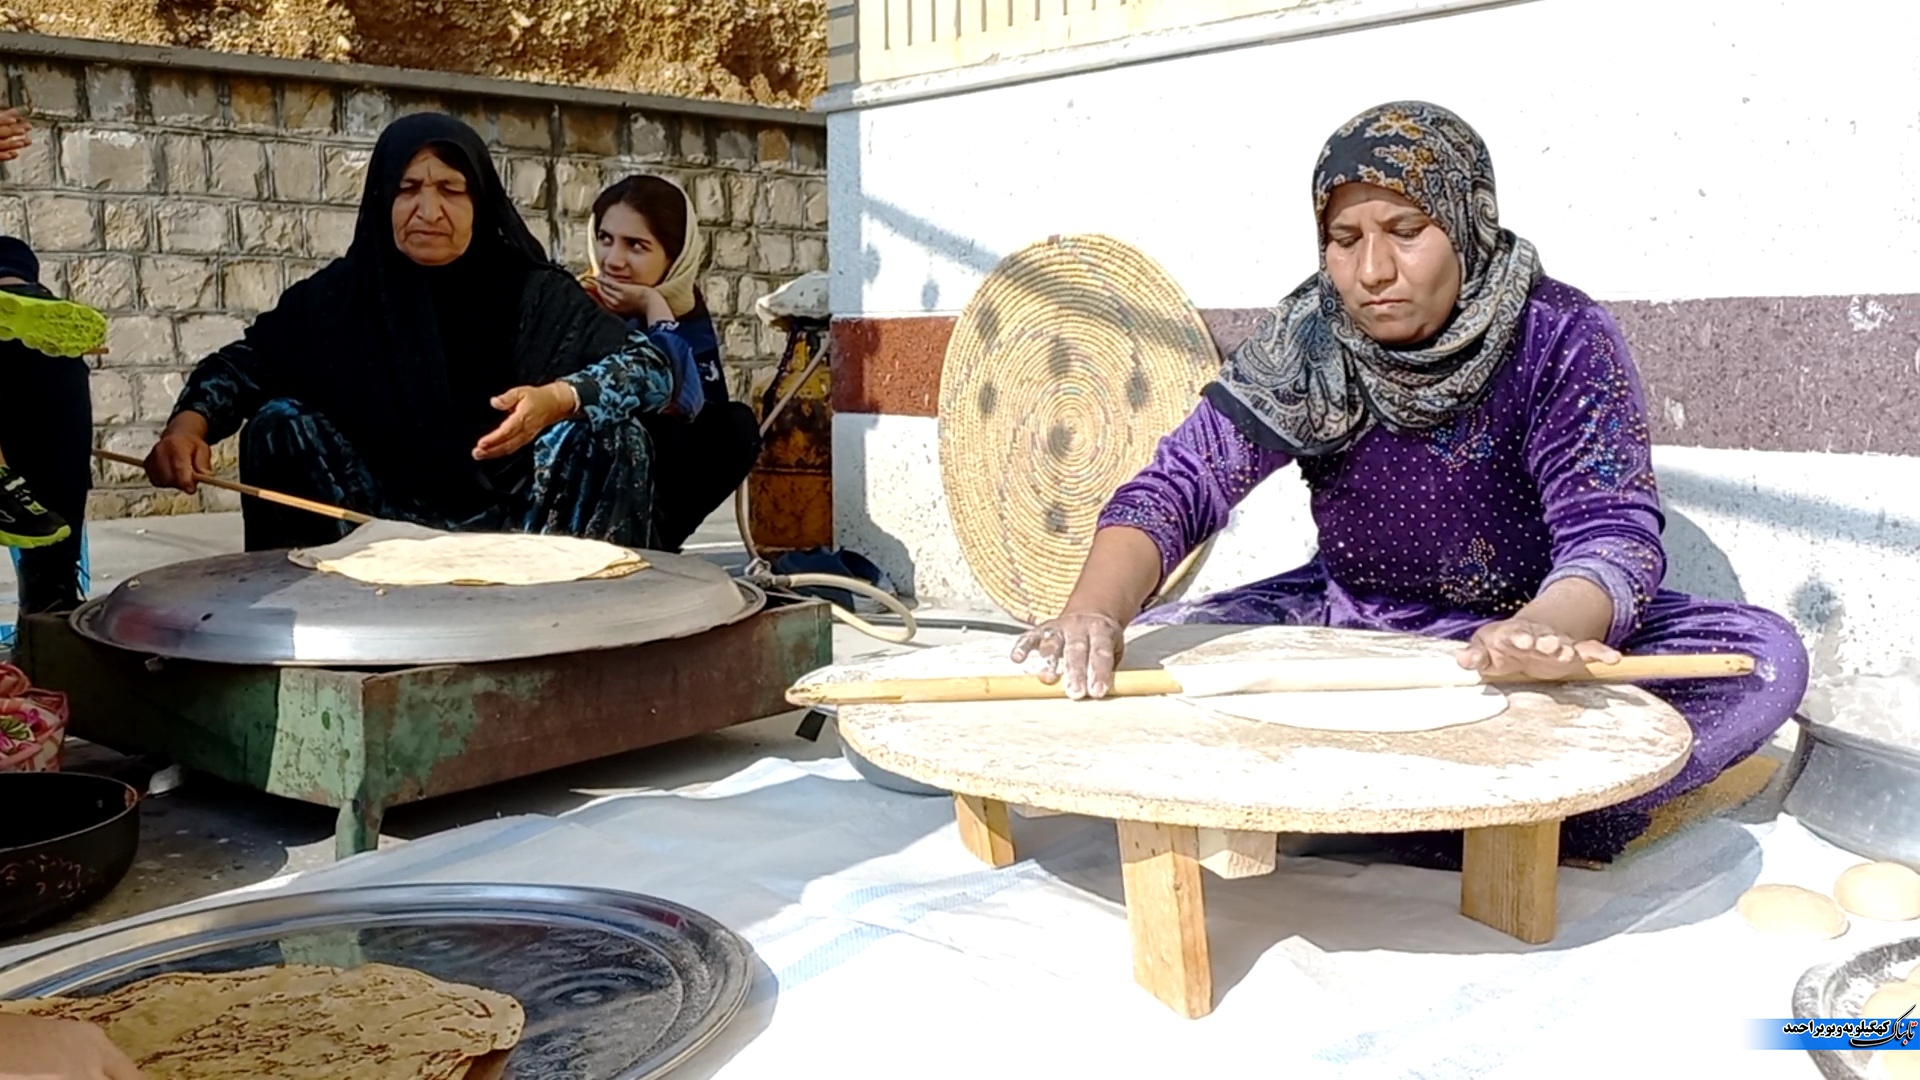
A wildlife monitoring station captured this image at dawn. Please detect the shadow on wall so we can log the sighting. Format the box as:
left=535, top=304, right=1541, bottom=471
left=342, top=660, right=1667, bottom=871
left=858, top=193, right=1009, bottom=293
left=1657, top=466, right=1920, bottom=553
left=1659, top=507, right=1746, bottom=603
left=836, top=426, right=920, bottom=600
left=1656, top=467, right=1895, bottom=654
left=834, top=134, right=921, bottom=601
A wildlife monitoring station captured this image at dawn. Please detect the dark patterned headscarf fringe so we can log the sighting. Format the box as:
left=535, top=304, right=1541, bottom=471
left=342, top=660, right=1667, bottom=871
left=1206, top=101, right=1542, bottom=457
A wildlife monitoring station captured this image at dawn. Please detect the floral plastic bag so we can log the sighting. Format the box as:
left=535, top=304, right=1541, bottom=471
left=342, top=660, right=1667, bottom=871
left=0, top=662, right=67, bottom=772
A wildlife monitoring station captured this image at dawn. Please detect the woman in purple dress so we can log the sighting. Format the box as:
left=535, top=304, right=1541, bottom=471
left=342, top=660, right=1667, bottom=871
left=1010, top=101, right=1809, bottom=867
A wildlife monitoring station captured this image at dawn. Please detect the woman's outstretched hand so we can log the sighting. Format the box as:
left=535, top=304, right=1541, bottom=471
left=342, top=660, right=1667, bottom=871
left=473, top=382, right=578, bottom=460
left=1010, top=611, right=1126, bottom=700
left=1455, top=616, right=1619, bottom=680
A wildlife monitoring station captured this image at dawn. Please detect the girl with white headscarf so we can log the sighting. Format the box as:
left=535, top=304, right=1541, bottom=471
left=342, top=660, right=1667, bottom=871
left=585, top=175, right=761, bottom=551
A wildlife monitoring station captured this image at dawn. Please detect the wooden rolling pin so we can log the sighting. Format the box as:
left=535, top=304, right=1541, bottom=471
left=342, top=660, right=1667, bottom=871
left=787, top=652, right=1755, bottom=707
left=93, top=449, right=375, bottom=525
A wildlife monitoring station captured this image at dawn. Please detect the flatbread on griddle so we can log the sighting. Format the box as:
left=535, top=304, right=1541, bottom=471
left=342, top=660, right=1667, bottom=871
left=313, top=532, right=648, bottom=587
left=287, top=520, right=649, bottom=587
left=0, top=963, right=524, bottom=1080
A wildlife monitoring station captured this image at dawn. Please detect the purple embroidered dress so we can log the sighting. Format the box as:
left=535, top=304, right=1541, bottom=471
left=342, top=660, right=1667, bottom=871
left=1102, top=277, right=1809, bottom=864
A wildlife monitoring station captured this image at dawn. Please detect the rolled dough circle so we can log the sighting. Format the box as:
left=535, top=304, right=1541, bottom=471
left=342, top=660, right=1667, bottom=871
left=1863, top=980, right=1920, bottom=1020
left=1184, top=684, right=1510, bottom=733
left=315, top=532, right=646, bottom=587
left=1735, top=883, right=1849, bottom=939
left=1833, top=861, right=1920, bottom=921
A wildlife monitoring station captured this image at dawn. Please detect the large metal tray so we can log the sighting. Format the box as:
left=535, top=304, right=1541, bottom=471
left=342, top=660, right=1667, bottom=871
left=1783, top=717, right=1920, bottom=867
left=1792, top=935, right=1920, bottom=1079
left=0, top=883, right=752, bottom=1080
left=71, top=549, right=765, bottom=667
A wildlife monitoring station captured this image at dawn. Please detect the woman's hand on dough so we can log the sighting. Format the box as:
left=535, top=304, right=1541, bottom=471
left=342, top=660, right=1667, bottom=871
left=1455, top=617, right=1619, bottom=680
left=1010, top=611, right=1126, bottom=700
left=473, top=383, right=577, bottom=460
left=0, top=1014, right=147, bottom=1079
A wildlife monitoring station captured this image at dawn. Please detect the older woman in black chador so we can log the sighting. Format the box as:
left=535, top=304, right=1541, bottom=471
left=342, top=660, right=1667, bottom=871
left=146, top=113, right=677, bottom=551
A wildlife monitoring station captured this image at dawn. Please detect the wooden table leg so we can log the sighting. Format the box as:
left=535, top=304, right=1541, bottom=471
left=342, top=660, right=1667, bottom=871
left=1116, top=820, right=1212, bottom=1018
left=1459, top=819, right=1560, bottom=944
left=954, top=794, right=1016, bottom=867
left=1196, top=828, right=1278, bottom=879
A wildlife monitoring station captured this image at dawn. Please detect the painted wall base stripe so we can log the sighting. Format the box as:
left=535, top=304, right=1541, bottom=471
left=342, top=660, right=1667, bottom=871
left=830, top=295, right=1920, bottom=457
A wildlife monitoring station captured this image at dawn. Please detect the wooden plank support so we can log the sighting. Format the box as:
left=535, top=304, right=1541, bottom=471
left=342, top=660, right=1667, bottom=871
left=1196, top=828, right=1277, bottom=879
left=954, top=794, right=1016, bottom=867
left=1459, top=819, right=1561, bottom=944
left=1117, top=819, right=1213, bottom=1019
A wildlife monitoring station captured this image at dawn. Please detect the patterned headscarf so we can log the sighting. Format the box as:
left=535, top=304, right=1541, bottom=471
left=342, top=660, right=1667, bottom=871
left=1207, top=101, right=1542, bottom=456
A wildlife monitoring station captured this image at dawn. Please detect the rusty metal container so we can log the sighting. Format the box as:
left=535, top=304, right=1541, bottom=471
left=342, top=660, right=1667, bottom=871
left=748, top=317, right=834, bottom=555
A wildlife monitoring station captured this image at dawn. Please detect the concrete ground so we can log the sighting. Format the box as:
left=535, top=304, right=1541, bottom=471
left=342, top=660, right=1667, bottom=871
left=3, top=508, right=1017, bottom=946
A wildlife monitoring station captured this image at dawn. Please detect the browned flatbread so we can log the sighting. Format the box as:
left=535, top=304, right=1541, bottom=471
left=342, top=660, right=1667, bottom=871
left=0, top=963, right=524, bottom=1080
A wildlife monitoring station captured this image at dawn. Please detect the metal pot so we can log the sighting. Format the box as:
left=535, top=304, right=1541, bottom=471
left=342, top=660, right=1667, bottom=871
left=1782, top=717, right=1920, bottom=867
left=0, top=772, right=141, bottom=939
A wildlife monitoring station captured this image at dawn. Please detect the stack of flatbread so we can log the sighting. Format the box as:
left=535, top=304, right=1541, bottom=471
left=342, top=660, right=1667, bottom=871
left=0, top=963, right=524, bottom=1079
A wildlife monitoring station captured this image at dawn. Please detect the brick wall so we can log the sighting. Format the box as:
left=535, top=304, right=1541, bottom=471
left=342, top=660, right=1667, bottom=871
left=0, top=38, right=827, bottom=519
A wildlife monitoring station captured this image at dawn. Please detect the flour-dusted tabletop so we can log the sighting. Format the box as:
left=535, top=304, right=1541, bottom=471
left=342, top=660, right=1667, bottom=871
left=798, top=623, right=1696, bottom=1017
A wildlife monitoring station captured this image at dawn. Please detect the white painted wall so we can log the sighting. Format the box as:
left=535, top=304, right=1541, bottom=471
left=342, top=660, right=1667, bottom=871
left=828, top=0, right=1920, bottom=315
left=835, top=413, right=1920, bottom=676
left=825, top=0, right=1920, bottom=676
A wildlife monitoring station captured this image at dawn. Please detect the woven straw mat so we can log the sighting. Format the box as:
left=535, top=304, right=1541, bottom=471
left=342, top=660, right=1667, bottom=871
left=938, top=234, right=1222, bottom=626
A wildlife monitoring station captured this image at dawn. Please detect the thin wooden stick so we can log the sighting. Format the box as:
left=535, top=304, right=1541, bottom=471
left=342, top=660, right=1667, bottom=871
left=787, top=652, right=1756, bottom=707
left=93, top=449, right=375, bottom=525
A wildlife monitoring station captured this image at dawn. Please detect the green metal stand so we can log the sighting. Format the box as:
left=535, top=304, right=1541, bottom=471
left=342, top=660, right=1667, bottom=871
left=18, top=599, right=834, bottom=859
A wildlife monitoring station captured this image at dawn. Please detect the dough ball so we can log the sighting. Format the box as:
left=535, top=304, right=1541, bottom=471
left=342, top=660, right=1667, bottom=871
left=1735, top=884, right=1849, bottom=939
left=1834, top=862, right=1920, bottom=921
left=1863, top=980, right=1920, bottom=1020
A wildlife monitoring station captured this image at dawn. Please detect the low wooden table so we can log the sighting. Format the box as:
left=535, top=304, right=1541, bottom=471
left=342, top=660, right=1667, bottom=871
left=816, top=625, right=1693, bottom=1018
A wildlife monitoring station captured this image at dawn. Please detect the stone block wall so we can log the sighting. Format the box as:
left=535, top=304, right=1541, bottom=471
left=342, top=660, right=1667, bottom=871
left=0, top=39, right=827, bottom=518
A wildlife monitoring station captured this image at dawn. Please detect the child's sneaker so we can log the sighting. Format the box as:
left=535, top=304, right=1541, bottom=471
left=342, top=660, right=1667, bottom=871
left=0, top=465, right=70, bottom=548
left=0, top=289, right=106, bottom=358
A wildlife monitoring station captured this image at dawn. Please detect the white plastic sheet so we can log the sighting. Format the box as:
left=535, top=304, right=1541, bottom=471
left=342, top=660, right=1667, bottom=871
left=5, top=757, right=1909, bottom=1078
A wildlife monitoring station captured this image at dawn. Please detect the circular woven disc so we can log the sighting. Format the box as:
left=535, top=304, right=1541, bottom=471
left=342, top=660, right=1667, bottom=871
left=939, top=234, right=1221, bottom=625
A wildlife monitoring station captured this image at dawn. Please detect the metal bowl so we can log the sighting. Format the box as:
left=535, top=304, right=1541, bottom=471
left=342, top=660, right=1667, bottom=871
left=1792, top=935, right=1920, bottom=1079
left=0, top=772, right=140, bottom=938
left=1783, top=717, right=1920, bottom=866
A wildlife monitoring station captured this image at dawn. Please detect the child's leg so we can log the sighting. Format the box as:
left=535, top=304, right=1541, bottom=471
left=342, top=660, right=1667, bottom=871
left=3, top=355, right=90, bottom=608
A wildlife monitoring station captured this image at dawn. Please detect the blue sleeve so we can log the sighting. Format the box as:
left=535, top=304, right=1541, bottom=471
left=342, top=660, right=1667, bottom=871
left=1099, top=398, right=1290, bottom=583
left=641, top=321, right=708, bottom=417
left=559, top=328, right=678, bottom=428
